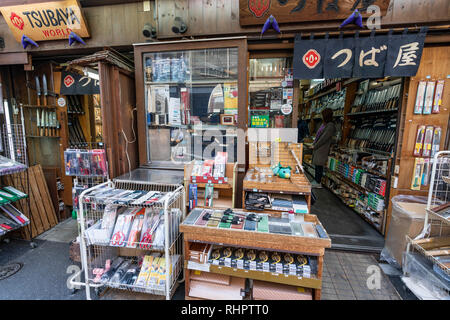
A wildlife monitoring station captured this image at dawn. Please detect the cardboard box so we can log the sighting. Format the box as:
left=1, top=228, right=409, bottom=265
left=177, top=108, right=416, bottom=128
left=383, top=200, right=427, bottom=267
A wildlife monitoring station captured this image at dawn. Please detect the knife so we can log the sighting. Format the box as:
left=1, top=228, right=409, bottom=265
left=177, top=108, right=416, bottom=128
left=36, top=109, right=41, bottom=136
left=45, top=110, right=49, bottom=136
left=42, top=74, right=48, bottom=106
left=35, top=76, right=41, bottom=106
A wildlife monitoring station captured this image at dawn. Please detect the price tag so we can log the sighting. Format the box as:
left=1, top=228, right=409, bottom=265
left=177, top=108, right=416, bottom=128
left=250, top=261, right=257, bottom=270
left=275, top=263, right=283, bottom=274
left=303, top=265, right=311, bottom=278
left=237, top=260, right=244, bottom=269
left=212, top=260, right=220, bottom=266
left=224, top=258, right=231, bottom=268
left=263, top=262, right=270, bottom=272
left=289, top=264, right=297, bottom=275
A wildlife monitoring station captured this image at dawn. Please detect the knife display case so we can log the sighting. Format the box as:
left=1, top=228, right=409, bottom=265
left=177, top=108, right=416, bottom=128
left=134, top=37, right=248, bottom=170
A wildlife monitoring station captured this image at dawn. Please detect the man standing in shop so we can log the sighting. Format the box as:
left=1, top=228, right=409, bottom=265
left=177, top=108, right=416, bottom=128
left=311, top=108, right=336, bottom=188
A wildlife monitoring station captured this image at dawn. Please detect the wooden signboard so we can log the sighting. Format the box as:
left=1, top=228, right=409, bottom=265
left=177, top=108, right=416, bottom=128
left=239, top=0, right=390, bottom=26
left=0, top=0, right=89, bottom=43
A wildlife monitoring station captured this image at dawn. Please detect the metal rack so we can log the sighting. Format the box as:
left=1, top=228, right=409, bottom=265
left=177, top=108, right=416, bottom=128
left=72, top=179, right=185, bottom=300
left=0, top=107, right=35, bottom=247
left=404, top=151, right=450, bottom=299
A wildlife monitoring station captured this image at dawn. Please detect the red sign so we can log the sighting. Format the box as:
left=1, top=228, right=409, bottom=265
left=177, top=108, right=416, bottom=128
left=303, top=49, right=321, bottom=69
left=10, top=12, right=24, bottom=30
left=248, top=0, right=270, bottom=18
left=64, top=75, right=75, bottom=87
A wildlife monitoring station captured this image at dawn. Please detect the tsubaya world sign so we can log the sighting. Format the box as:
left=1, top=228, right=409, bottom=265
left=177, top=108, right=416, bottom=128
left=0, top=0, right=89, bottom=42
left=293, top=29, right=427, bottom=79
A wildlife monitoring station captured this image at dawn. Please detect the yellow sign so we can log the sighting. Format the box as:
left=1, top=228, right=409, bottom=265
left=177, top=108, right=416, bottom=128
left=0, top=0, right=89, bottom=43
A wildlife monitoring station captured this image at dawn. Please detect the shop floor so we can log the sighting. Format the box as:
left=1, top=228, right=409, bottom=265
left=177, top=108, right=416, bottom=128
left=321, top=250, right=401, bottom=300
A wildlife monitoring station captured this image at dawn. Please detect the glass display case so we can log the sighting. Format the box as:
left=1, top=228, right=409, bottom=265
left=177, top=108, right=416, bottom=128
left=134, top=38, right=247, bottom=169
left=248, top=57, right=294, bottom=128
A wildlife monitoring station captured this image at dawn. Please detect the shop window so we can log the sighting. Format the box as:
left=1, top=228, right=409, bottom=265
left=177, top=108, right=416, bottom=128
left=143, top=47, right=239, bottom=167
left=248, top=57, right=293, bottom=128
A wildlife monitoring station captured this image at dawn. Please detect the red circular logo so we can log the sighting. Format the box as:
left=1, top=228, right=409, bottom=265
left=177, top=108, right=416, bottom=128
left=249, top=0, right=271, bottom=18
left=10, top=12, right=24, bottom=30
left=64, top=75, right=75, bottom=88
left=302, top=49, right=321, bottom=69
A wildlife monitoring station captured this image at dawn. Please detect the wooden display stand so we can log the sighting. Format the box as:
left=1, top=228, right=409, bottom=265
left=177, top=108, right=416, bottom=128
left=184, top=162, right=238, bottom=209
left=243, top=142, right=312, bottom=214
left=180, top=213, right=331, bottom=300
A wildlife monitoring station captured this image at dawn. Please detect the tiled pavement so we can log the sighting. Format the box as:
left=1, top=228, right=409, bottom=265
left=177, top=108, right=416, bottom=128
left=321, top=250, right=401, bottom=300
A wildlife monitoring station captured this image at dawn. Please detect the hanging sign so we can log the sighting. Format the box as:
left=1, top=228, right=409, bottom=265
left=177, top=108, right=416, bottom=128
left=293, top=35, right=325, bottom=79
left=0, top=0, right=90, bottom=43
left=293, top=29, right=427, bottom=79
left=60, top=70, right=99, bottom=95
left=239, top=0, right=390, bottom=26
left=384, top=31, right=427, bottom=77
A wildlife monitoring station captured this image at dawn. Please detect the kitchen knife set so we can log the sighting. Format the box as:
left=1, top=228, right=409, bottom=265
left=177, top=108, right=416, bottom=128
left=33, top=75, right=60, bottom=137
left=351, top=84, right=401, bottom=114
left=67, top=95, right=87, bottom=147
left=34, top=108, right=59, bottom=137
left=346, top=114, right=397, bottom=153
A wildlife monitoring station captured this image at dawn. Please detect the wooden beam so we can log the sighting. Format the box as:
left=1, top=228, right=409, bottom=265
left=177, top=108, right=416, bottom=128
left=0, top=0, right=143, bottom=6
left=0, top=52, right=29, bottom=65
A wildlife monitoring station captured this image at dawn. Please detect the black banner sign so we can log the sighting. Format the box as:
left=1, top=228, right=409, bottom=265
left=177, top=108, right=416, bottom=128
left=293, top=35, right=325, bottom=79
left=353, top=33, right=388, bottom=78
left=384, top=31, right=427, bottom=77
left=293, top=29, right=427, bottom=79
left=60, top=70, right=100, bottom=95
left=324, top=36, right=355, bottom=79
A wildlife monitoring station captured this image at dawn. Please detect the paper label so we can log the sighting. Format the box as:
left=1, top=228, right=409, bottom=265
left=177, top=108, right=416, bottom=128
left=237, top=260, right=244, bottom=269
left=250, top=261, right=257, bottom=270
left=224, top=258, right=231, bottom=268
left=263, top=262, right=270, bottom=272
left=275, top=263, right=283, bottom=274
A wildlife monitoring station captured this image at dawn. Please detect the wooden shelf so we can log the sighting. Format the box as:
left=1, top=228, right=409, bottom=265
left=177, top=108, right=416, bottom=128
left=184, top=162, right=237, bottom=209
left=189, top=182, right=232, bottom=189
left=181, top=213, right=330, bottom=300
left=186, top=263, right=322, bottom=290
left=194, top=197, right=233, bottom=210
left=347, top=108, right=398, bottom=116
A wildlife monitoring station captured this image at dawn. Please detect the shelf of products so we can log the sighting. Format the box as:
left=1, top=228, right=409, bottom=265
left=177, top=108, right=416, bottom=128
left=75, top=181, right=185, bottom=300
left=184, top=152, right=237, bottom=210
left=180, top=207, right=331, bottom=300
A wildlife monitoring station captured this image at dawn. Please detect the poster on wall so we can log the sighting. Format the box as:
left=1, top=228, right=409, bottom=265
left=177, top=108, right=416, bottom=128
left=0, top=0, right=90, bottom=43
left=293, top=28, right=427, bottom=79
left=251, top=115, right=269, bottom=128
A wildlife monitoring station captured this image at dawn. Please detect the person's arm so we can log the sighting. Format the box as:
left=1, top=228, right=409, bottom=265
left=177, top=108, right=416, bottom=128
left=313, top=124, right=335, bottom=149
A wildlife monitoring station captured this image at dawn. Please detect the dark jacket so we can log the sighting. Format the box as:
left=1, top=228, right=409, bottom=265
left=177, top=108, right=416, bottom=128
left=312, top=122, right=336, bottom=166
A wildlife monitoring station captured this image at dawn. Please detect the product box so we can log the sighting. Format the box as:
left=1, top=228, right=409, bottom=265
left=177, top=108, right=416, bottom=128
left=189, top=184, right=197, bottom=211
left=382, top=197, right=427, bottom=267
